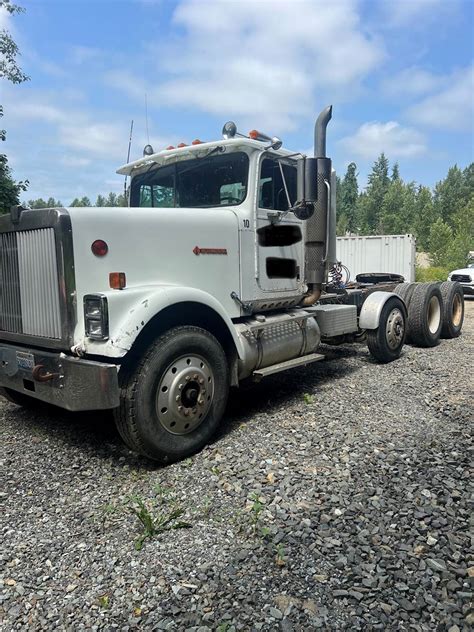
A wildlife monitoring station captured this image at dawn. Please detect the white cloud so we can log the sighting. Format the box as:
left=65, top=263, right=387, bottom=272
left=339, top=121, right=427, bottom=159
left=381, top=67, right=443, bottom=98
left=106, top=0, right=384, bottom=132
left=6, top=98, right=130, bottom=159
left=382, top=0, right=455, bottom=26
left=406, top=65, right=474, bottom=131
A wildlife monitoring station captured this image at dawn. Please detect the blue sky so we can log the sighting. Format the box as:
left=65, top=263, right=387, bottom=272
left=1, top=0, right=473, bottom=204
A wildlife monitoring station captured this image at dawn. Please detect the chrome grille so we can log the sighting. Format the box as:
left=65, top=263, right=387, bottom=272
left=451, top=274, right=471, bottom=283
left=0, top=228, right=62, bottom=339
left=0, top=232, right=22, bottom=333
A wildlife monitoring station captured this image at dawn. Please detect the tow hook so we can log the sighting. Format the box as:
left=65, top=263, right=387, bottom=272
left=32, top=365, right=59, bottom=383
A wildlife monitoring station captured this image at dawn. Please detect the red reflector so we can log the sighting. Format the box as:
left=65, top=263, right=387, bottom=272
left=91, top=240, right=108, bottom=257
left=192, top=139, right=203, bottom=145
left=177, top=142, right=187, bottom=148
left=166, top=145, right=175, bottom=150
left=109, top=272, right=126, bottom=290
left=248, top=130, right=260, bottom=139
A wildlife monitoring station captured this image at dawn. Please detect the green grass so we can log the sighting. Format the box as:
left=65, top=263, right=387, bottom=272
left=128, top=494, right=191, bottom=550
left=415, top=266, right=450, bottom=282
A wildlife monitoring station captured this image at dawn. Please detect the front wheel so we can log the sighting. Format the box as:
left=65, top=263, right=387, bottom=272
left=366, top=296, right=407, bottom=363
left=114, top=326, right=229, bottom=463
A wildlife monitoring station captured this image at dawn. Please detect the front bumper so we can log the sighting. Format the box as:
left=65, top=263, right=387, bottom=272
left=460, top=284, right=474, bottom=296
left=0, top=343, right=119, bottom=411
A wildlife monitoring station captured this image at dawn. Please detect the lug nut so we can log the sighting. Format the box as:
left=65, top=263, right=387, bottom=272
left=186, top=375, right=190, bottom=381
left=198, top=378, right=204, bottom=385
left=184, top=409, right=190, bottom=416
left=198, top=398, right=204, bottom=405
left=178, top=405, right=183, bottom=411
left=175, top=395, right=180, bottom=402
left=193, top=374, right=198, bottom=380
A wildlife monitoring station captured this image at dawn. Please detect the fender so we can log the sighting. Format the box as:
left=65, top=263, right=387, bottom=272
left=83, top=285, right=245, bottom=359
left=359, top=291, right=402, bottom=330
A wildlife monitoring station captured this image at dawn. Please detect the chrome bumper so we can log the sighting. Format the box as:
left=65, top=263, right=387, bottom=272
left=0, top=343, right=119, bottom=411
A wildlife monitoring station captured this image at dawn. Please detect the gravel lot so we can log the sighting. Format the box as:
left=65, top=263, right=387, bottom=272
left=1, top=301, right=473, bottom=631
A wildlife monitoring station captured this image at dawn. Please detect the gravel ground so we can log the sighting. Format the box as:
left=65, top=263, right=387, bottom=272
left=1, top=301, right=473, bottom=631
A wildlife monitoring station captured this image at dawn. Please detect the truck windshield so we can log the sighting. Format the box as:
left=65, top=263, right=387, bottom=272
left=130, top=151, right=249, bottom=208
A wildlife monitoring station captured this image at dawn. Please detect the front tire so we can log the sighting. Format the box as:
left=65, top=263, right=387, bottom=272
left=367, top=296, right=407, bottom=363
left=114, top=326, right=229, bottom=463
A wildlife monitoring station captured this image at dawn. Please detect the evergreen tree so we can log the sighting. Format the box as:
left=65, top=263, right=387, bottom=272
left=27, top=197, right=62, bottom=208
left=428, top=218, right=454, bottom=267
left=391, top=163, right=400, bottom=181
left=413, top=185, right=437, bottom=251
left=433, top=165, right=465, bottom=227
left=70, top=196, right=91, bottom=207
left=358, top=153, right=390, bottom=233
left=450, top=197, right=474, bottom=268
left=338, top=162, right=358, bottom=234
left=95, top=194, right=107, bottom=207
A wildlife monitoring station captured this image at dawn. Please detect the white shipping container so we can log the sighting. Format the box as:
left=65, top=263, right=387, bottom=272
left=336, top=234, right=416, bottom=282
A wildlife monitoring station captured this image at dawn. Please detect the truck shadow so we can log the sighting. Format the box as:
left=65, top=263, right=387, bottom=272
left=4, top=344, right=362, bottom=467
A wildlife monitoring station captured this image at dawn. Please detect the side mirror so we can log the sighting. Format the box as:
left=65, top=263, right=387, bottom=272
left=290, top=157, right=318, bottom=220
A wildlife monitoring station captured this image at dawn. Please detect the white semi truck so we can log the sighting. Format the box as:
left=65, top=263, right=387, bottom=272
left=0, top=107, right=465, bottom=462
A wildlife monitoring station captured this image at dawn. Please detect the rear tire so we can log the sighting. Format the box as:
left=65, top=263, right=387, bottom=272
left=407, top=283, right=443, bottom=347
left=393, top=282, right=417, bottom=308
left=439, top=281, right=464, bottom=338
left=367, top=296, right=407, bottom=363
left=114, top=326, right=229, bottom=463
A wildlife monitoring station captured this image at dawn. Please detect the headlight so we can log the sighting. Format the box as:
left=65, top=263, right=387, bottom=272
left=84, top=295, right=109, bottom=340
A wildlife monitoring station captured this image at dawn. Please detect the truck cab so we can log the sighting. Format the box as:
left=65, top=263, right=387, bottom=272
left=1, top=107, right=426, bottom=463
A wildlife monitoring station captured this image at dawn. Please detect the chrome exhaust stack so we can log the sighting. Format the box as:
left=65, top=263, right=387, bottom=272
left=297, top=105, right=333, bottom=306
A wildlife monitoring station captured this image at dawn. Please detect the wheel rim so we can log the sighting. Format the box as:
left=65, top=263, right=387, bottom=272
left=386, top=307, right=404, bottom=350
left=452, top=293, right=462, bottom=327
left=427, top=296, right=441, bottom=334
left=156, top=355, right=214, bottom=435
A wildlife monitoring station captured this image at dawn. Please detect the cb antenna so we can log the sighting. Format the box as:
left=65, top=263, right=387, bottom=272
left=123, top=119, right=134, bottom=203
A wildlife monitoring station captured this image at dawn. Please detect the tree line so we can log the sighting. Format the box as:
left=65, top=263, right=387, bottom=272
left=26, top=192, right=127, bottom=209
left=336, top=156, right=473, bottom=269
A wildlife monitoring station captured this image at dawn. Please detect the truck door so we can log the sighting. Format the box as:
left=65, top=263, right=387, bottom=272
left=256, top=157, right=305, bottom=293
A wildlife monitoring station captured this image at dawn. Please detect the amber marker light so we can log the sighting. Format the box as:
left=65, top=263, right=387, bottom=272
left=109, top=272, right=126, bottom=290
left=91, top=239, right=108, bottom=257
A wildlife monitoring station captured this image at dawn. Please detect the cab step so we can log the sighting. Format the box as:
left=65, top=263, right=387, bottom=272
left=252, top=353, right=325, bottom=382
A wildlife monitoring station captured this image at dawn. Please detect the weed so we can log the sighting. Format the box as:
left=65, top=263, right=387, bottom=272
left=98, top=594, right=110, bottom=608
left=200, top=496, right=213, bottom=518
left=210, top=465, right=221, bottom=476
left=216, top=623, right=232, bottom=632
left=182, top=458, right=193, bottom=468
left=128, top=495, right=191, bottom=550
left=274, top=542, right=286, bottom=566
left=303, top=392, right=314, bottom=405
left=249, top=492, right=264, bottom=532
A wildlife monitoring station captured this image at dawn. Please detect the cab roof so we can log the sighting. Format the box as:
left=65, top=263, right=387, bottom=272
left=116, top=138, right=300, bottom=177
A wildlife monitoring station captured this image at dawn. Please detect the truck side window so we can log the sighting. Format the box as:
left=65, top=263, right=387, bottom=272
left=259, top=158, right=297, bottom=211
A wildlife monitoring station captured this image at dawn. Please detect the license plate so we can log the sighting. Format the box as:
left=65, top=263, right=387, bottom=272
left=16, top=351, right=35, bottom=371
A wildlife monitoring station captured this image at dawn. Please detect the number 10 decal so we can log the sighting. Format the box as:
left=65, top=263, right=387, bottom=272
left=243, top=219, right=250, bottom=228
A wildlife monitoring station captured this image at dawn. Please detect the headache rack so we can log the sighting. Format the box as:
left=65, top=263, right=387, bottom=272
left=0, top=208, right=75, bottom=349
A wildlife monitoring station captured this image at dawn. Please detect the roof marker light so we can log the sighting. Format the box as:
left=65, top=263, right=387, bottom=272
left=177, top=142, right=187, bottom=148
left=192, top=139, right=203, bottom=145
left=166, top=145, right=175, bottom=150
